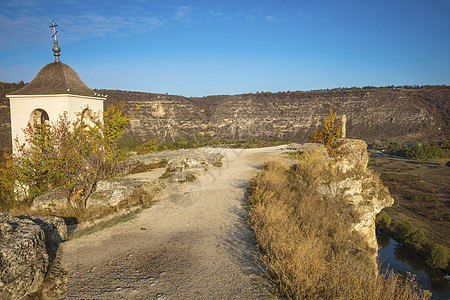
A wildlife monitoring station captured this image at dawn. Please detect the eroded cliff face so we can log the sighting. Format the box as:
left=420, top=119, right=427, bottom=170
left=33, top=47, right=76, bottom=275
left=100, top=87, right=448, bottom=145
left=1, top=86, right=448, bottom=150
left=332, top=140, right=394, bottom=253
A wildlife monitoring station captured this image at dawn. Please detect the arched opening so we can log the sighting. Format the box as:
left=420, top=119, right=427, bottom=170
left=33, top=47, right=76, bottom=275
left=29, top=109, right=49, bottom=126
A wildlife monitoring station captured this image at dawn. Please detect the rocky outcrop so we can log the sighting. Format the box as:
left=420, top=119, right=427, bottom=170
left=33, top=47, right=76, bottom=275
left=0, top=213, right=67, bottom=299
left=97, top=86, right=449, bottom=146
left=124, top=148, right=223, bottom=173
left=263, top=140, right=393, bottom=256
left=87, top=177, right=155, bottom=208
left=331, top=140, right=394, bottom=253
left=1, top=85, right=448, bottom=150
left=30, top=148, right=223, bottom=211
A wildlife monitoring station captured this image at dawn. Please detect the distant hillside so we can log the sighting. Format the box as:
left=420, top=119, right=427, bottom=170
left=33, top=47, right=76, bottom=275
left=0, top=82, right=26, bottom=150
left=98, top=85, right=449, bottom=145
left=1, top=84, right=449, bottom=150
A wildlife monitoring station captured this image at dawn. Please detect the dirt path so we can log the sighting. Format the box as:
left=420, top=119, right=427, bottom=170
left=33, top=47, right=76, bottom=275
left=61, top=147, right=286, bottom=299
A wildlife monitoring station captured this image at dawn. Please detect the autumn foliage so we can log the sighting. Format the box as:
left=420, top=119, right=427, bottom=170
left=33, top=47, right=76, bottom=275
left=10, top=102, right=130, bottom=208
left=309, top=109, right=344, bottom=156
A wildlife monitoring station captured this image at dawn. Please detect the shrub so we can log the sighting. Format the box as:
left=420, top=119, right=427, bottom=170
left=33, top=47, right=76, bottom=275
left=375, top=211, right=391, bottom=229
left=370, top=140, right=383, bottom=149
left=102, top=101, right=132, bottom=170
left=309, top=109, right=344, bottom=157
left=406, top=143, right=450, bottom=160
left=136, top=138, right=158, bottom=154
left=0, top=149, right=14, bottom=210
left=427, top=244, right=449, bottom=269
left=395, top=220, right=415, bottom=240
left=13, top=103, right=130, bottom=208
left=405, top=230, right=426, bottom=249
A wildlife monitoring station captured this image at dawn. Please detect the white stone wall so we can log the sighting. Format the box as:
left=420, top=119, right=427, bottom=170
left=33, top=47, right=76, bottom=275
left=7, top=94, right=104, bottom=154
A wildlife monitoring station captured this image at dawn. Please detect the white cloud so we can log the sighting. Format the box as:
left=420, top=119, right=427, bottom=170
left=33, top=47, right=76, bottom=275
left=175, top=6, right=192, bottom=18
left=62, top=13, right=163, bottom=40
left=4, top=0, right=35, bottom=7
left=0, top=13, right=164, bottom=48
left=0, top=15, right=48, bottom=48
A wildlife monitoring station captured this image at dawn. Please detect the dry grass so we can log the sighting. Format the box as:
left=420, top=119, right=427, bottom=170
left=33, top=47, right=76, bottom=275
left=247, top=150, right=431, bottom=299
left=7, top=186, right=157, bottom=229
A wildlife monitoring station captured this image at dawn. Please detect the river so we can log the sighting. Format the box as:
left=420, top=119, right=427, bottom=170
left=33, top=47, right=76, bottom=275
left=377, top=231, right=450, bottom=299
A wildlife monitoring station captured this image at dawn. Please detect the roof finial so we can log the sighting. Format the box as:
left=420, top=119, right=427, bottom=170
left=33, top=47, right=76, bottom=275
left=50, top=20, right=60, bottom=62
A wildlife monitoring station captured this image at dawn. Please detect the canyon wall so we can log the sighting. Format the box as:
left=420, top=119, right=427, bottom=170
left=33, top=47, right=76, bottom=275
left=1, top=85, right=448, bottom=150
left=101, top=87, right=448, bottom=145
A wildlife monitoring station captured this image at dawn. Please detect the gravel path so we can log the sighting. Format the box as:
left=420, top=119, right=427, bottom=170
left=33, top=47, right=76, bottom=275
left=61, top=147, right=285, bottom=299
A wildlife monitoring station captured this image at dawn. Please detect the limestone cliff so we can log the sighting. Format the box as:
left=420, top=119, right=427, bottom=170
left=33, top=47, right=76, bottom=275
left=1, top=85, right=448, bottom=150
left=330, top=140, right=394, bottom=253
left=99, top=86, right=449, bottom=145
left=279, top=140, right=393, bottom=257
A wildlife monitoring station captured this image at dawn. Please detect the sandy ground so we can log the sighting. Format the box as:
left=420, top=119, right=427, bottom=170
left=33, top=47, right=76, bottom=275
left=60, top=146, right=287, bottom=299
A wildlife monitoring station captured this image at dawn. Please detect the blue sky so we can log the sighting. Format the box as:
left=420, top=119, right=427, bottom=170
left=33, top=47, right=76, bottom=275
left=0, top=0, right=449, bottom=97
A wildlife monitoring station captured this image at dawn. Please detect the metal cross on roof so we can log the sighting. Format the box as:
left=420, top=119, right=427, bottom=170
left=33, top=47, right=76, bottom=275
left=49, top=20, right=58, bottom=41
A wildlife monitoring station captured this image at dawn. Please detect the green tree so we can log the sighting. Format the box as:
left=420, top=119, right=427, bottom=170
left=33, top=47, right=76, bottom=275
left=103, top=101, right=132, bottom=171
left=13, top=103, right=131, bottom=208
left=428, top=244, right=449, bottom=269
left=395, top=220, right=415, bottom=239
left=309, top=109, right=343, bottom=157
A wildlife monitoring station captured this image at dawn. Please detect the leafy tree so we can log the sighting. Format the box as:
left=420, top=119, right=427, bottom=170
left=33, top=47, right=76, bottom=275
left=13, top=102, right=130, bottom=208
left=309, top=109, right=343, bottom=157
left=395, top=220, right=415, bottom=240
left=405, top=229, right=426, bottom=249
left=428, top=244, right=449, bottom=269
left=103, top=101, right=132, bottom=171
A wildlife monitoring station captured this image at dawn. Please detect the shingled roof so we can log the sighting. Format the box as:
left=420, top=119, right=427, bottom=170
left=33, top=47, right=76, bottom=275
left=10, top=62, right=98, bottom=97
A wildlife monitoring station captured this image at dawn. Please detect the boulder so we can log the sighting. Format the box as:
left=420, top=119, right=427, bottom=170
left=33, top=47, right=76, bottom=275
left=87, top=177, right=148, bottom=208
left=0, top=213, right=67, bottom=299
left=30, top=188, right=71, bottom=212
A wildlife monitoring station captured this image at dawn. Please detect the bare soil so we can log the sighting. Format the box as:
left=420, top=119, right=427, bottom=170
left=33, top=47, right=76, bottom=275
left=60, top=147, right=285, bottom=299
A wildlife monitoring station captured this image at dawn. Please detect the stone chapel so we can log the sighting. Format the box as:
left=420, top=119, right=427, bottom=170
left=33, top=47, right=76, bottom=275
left=7, top=22, right=105, bottom=154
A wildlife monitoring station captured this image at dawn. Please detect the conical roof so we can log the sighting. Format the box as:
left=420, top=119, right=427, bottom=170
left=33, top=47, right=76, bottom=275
left=10, top=62, right=97, bottom=97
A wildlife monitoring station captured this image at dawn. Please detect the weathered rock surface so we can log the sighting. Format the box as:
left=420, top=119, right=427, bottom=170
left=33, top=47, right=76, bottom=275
left=0, top=213, right=67, bottom=299
left=30, top=188, right=71, bottom=212
left=332, top=140, right=394, bottom=252
left=97, top=86, right=449, bottom=146
left=30, top=148, right=223, bottom=211
left=1, top=85, right=448, bottom=151
left=124, top=148, right=223, bottom=173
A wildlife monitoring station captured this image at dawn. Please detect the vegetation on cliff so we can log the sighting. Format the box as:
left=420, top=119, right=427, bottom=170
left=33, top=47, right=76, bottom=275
left=246, top=150, right=430, bottom=299
left=309, top=108, right=344, bottom=157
